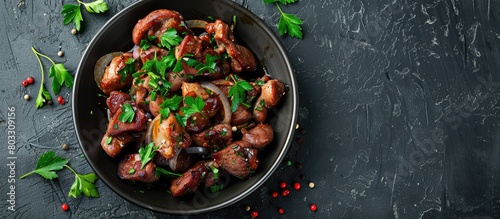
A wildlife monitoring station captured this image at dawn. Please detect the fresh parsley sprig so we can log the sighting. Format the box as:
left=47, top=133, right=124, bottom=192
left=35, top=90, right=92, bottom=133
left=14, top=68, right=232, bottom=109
left=20, top=151, right=100, bottom=198
left=118, top=57, right=136, bottom=83
left=139, top=142, right=159, bottom=169
left=155, top=167, right=182, bottom=177
left=176, top=96, right=206, bottom=127
left=20, top=151, right=68, bottom=180
left=66, top=164, right=100, bottom=198
left=159, top=95, right=183, bottom=121
left=31, top=47, right=74, bottom=108
left=61, top=0, right=109, bottom=32
left=228, top=75, right=253, bottom=112
left=118, top=103, right=135, bottom=123
left=263, top=0, right=304, bottom=39
left=160, top=28, right=183, bottom=50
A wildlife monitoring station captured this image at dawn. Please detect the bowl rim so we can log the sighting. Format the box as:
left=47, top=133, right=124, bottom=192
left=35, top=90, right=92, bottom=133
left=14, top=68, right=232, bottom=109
left=72, top=0, right=299, bottom=214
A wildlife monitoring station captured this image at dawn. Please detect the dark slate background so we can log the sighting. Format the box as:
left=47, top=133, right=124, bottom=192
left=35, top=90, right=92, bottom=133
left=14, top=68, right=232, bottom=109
left=2, top=0, right=500, bottom=218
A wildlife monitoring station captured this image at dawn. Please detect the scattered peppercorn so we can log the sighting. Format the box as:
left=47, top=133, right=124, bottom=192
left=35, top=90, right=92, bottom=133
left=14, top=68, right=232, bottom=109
left=300, top=174, right=306, bottom=180
left=57, top=96, right=65, bottom=105
left=296, top=137, right=304, bottom=144
left=24, top=94, right=30, bottom=100
left=244, top=205, right=251, bottom=212
left=309, top=204, right=317, bottom=212
left=279, top=181, right=287, bottom=189
left=293, top=182, right=301, bottom=191
left=47, top=100, right=53, bottom=105
left=250, top=210, right=259, bottom=218
left=61, top=203, right=69, bottom=211
left=271, top=191, right=278, bottom=198
left=26, top=76, right=34, bottom=84
left=308, top=182, right=315, bottom=189
left=278, top=208, right=285, bottom=214
left=281, top=189, right=290, bottom=197
left=21, top=80, right=29, bottom=87
left=62, top=144, right=69, bottom=150
left=58, top=51, right=64, bottom=57
left=71, top=28, right=77, bottom=35
left=295, top=124, right=300, bottom=129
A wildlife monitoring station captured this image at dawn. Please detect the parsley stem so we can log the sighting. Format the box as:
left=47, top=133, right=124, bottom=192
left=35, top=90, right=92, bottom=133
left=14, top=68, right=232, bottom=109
left=19, top=170, right=35, bottom=179
left=64, top=164, right=77, bottom=175
left=276, top=3, right=284, bottom=14
left=31, top=47, right=48, bottom=105
left=32, top=47, right=56, bottom=66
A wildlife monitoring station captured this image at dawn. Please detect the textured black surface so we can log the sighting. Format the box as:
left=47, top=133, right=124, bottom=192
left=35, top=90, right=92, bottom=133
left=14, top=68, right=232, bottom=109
left=1, top=0, right=500, bottom=218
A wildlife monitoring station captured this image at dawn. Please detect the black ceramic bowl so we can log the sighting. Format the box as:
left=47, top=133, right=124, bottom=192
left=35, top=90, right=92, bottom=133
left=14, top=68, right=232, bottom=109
left=73, top=0, right=298, bottom=214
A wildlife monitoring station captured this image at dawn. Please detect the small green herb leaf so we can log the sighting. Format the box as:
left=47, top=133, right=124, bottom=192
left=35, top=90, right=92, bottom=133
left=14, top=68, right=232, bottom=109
left=119, top=103, right=135, bottom=123
left=61, top=4, right=83, bottom=31
left=159, top=95, right=183, bottom=121
left=118, top=58, right=136, bottom=83
left=49, top=63, right=74, bottom=94
left=140, top=39, right=151, bottom=51
left=228, top=76, right=253, bottom=112
left=20, top=151, right=69, bottom=180
left=277, top=10, right=303, bottom=39
left=210, top=166, right=219, bottom=180
left=160, top=28, right=183, bottom=50
left=68, top=172, right=99, bottom=198
left=176, top=96, right=206, bottom=127
left=155, top=167, right=182, bottom=177
left=138, top=142, right=158, bottom=169
left=263, top=0, right=303, bottom=38
left=264, top=0, right=297, bottom=4
left=106, top=136, right=112, bottom=145
left=35, top=84, right=52, bottom=109
left=82, top=0, right=109, bottom=13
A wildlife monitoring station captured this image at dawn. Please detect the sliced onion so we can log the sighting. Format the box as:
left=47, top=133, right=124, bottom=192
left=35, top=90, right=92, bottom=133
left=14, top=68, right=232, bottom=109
left=185, top=20, right=208, bottom=29
left=129, top=45, right=140, bottom=59
left=184, top=147, right=209, bottom=155
left=94, top=52, right=123, bottom=91
left=199, top=81, right=232, bottom=124
left=145, top=115, right=160, bottom=145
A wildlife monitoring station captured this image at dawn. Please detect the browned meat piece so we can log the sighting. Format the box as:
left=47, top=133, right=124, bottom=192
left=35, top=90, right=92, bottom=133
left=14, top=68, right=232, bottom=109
left=192, top=124, right=232, bottom=150
left=106, top=90, right=131, bottom=117
left=167, top=71, right=190, bottom=92
left=139, top=45, right=168, bottom=64
left=100, top=132, right=133, bottom=158
left=241, top=124, right=274, bottom=149
left=181, top=82, right=209, bottom=99
left=261, top=79, right=284, bottom=108
left=206, top=19, right=256, bottom=73
left=106, top=103, right=148, bottom=136
left=154, top=149, right=196, bottom=172
left=202, top=160, right=220, bottom=188
left=132, top=9, right=191, bottom=45
left=175, top=35, right=230, bottom=79
left=170, top=162, right=207, bottom=196
left=175, top=35, right=203, bottom=60
left=252, top=99, right=268, bottom=123
left=149, top=113, right=192, bottom=159
left=246, top=83, right=261, bottom=104
left=133, top=86, right=149, bottom=112
left=203, top=94, right=221, bottom=117
left=231, top=104, right=252, bottom=125
left=253, top=79, right=285, bottom=122
left=147, top=95, right=164, bottom=118
left=117, top=153, right=160, bottom=183
left=185, top=112, right=210, bottom=133
left=212, top=141, right=258, bottom=179
left=100, top=53, right=135, bottom=95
